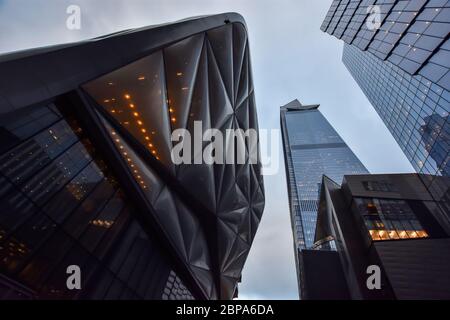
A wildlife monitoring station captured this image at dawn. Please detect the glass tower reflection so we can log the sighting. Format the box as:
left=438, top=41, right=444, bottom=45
left=280, top=100, right=369, bottom=251
left=343, top=44, right=450, bottom=213
left=421, top=113, right=450, bottom=176
left=321, top=0, right=450, bottom=215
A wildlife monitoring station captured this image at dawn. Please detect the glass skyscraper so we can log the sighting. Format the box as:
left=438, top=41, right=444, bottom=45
left=321, top=0, right=450, bottom=92
left=343, top=43, right=450, bottom=212
left=322, top=0, right=450, bottom=216
left=280, top=100, right=368, bottom=296
left=342, top=44, right=449, bottom=174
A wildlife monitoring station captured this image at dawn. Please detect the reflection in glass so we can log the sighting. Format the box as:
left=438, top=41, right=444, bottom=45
left=0, top=103, right=193, bottom=299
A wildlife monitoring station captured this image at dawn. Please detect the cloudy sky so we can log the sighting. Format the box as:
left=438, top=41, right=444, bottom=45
left=0, top=0, right=414, bottom=299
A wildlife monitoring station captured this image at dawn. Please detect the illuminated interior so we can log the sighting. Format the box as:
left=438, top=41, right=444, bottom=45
left=355, top=197, right=429, bottom=241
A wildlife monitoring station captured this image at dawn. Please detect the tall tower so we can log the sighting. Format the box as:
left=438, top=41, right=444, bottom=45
left=280, top=99, right=368, bottom=297
left=321, top=0, right=450, bottom=215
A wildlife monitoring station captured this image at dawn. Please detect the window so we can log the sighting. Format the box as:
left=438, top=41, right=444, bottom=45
left=354, top=197, right=428, bottom=241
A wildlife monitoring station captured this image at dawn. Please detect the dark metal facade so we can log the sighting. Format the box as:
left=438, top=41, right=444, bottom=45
left=315, top=173, right=450, bottom=299
left=0, top=13, right=264, bottom=300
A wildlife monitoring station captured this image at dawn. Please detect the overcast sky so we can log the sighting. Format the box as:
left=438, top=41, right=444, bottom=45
left=0, top=0, right=414, bottom=300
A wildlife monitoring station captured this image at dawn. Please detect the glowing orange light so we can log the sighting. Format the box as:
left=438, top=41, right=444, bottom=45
left=133, top=112, right=139, bottom=117
left=171, top=117, right=176, bottom=123
left=138, top=76, right=146, bottom=80
left=129, top=104, right=135, bottom=108
left=124, top=94, right=131, bottom=99
left=148, top=143, right=153, bottom=148
left=104, top=99, right=110, bottom=103
left=176, top=72, right=183, bottom=76
left=145, top=136, right=150, bottom=141
left=141, top=129, right=147, bottom=133
left=111, top=109, right=116, bottom=113
left=169, top=108, right=174, bottom=113
left=137, top=120, right=143, bottom=125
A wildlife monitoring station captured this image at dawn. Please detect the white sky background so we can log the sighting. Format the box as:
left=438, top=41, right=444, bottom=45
left=0, top=0, right=414, bottom=299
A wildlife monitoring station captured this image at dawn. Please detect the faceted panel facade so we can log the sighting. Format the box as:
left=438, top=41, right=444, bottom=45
left=0, top=13, right=264, bottom=300
left=321, top=0, right=450, bottom=91
left=280, top=100, right=368, bottom=297
left=83, top=23, right=264, bottom=299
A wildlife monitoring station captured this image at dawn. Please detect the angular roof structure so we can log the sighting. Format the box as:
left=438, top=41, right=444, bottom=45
left=0, top=13, right=265, bottom=300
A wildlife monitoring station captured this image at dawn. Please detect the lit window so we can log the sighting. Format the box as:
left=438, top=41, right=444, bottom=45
left=355, top=197, right=429, bottom=242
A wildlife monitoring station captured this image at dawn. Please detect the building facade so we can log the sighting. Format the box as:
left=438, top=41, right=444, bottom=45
left=280, top=99, right=368, bottom=297
left=0, top=13, right=265, bottom=300
left=314, top=173, right=450, bottom=299
left=321, top=0, right=450, bottom=91
left=321, top=0, right=450, bottom=216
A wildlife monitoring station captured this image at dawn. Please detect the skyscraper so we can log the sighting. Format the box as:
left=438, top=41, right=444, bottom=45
left=0, top=13, right=265, bottom=300
left=321, top=0, right=450, bottom=91
left=280, top=99, right=368, bottom=297
left=321, top=0, right=450, bottom=214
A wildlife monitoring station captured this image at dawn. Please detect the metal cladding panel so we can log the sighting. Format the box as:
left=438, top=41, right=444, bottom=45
left=0, top=13, right=264, bottom=300
left=374, top=238, right=450, bottom=299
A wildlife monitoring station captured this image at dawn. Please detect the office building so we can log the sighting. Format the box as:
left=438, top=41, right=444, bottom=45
left=280, top=99, right=368, bottom=297
left=312, top=173, right=450, bottom=299
left=321, top=0, right=450, bottom=91
left=321, top=0, right=450, bottom=215
left=0, top=13, right=265, bottom=300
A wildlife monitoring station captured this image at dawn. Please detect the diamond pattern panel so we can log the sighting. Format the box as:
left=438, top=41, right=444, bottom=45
left=97, top=115, right=215, bottom=297
left=83, top=22, right=265, bottom=300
